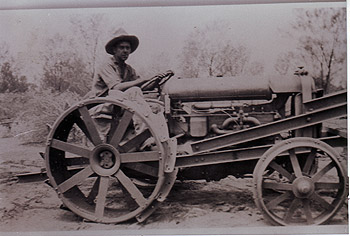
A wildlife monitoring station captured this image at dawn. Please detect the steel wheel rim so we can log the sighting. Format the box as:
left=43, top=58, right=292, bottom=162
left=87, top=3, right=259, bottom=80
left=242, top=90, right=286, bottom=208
left=253, top=137, right=347, bottom=226
left=45, top=98, right=166, bottom=223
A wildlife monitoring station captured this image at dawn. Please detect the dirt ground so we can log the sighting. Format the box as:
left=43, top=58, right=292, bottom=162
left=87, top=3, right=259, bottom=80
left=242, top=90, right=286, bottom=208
left=0, top=136, right=348, bottom=234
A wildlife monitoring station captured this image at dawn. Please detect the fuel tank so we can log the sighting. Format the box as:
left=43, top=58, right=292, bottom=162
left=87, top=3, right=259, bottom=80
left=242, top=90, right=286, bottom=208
left=162, top=75, right=305, bottom=101
left=162, top=76, right=272, bottom=101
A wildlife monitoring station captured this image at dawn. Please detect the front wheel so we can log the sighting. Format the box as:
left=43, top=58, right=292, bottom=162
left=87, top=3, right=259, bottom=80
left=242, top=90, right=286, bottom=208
left=45, top=98, right=175, bottom=223
left=253, top=137, right=347, bottom=226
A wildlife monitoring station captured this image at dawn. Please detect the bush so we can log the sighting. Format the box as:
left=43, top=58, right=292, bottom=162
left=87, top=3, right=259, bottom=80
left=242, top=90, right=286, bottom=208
left=9, top=90, right=82, bottom=143
left=0, top=93, right=29, bottom=138
left=0, top=62, right=30, bottom=93
left=0, top=93, right=29, bottom=120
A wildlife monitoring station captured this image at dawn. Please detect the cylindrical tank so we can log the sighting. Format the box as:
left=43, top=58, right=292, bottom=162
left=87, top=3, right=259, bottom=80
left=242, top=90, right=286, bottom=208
left=162, top=76, right=272, bottom=101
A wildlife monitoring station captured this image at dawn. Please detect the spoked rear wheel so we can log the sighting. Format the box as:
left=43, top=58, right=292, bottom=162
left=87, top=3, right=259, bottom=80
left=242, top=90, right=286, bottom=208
left=45, top=98, right=172, bottom=223
left=253, top=137, right=347, bottom=226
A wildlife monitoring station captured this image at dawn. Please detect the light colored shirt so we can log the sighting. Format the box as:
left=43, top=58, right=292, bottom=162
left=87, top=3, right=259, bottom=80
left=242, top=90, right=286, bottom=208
left=92, top=56, right=139, bottom=97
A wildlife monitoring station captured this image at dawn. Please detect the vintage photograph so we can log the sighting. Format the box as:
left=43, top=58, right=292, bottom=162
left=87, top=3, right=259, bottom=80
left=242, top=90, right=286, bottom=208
left=0, top=0, right=347, bottom=234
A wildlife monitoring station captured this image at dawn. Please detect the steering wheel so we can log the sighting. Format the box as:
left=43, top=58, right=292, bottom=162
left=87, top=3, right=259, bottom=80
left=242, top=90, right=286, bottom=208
left=141, top=70, right=174, bottom=91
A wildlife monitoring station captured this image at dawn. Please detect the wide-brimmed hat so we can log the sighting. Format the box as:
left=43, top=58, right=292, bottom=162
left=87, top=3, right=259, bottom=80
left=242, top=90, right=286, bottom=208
left=105, top=28, right=139, bottom=55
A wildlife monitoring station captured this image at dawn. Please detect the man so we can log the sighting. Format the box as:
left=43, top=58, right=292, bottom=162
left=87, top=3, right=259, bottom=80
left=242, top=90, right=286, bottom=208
left=92, top=28, right=151, bottom=98
left=90, top=28, right=166, bottom=140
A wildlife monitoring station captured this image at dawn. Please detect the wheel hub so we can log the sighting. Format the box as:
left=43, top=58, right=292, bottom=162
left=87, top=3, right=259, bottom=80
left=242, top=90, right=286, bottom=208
left=292, top=176, right=315, bottom=198
left=90, top=144, right=121, bottom=176
left=99, top=150, right=114, bottom=168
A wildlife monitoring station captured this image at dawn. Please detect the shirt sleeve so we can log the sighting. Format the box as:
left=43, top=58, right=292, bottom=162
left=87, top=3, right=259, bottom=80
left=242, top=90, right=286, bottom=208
left=97, top=59, right=122, bottom=89
left=127, top=65, right=140, bottom=81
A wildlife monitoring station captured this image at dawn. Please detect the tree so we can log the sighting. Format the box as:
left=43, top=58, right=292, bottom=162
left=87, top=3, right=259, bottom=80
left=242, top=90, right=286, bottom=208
left=40, top=33, right=90, bottom=96
left=0, top=43, right=10, bottom=64
left=0, top=43, right=30, bottom=93
left=180, top=21, right=252, bottom=78
left=291, top=8, right=346, bottom=93
left=0, top=62, right=29, bottom=93
left=247, top=61, right=265, bottom=76
left=138, top=52, right=172, bottom=79
left=69, top=14, right=105, bottom=79
left=215, top=44, right=250, bottom=76
left=274, top=52, right=298, bottom=76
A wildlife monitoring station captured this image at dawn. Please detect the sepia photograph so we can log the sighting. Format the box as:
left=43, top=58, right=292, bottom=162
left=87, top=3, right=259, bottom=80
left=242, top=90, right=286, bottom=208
left=0, top=0, right=347, bottom=235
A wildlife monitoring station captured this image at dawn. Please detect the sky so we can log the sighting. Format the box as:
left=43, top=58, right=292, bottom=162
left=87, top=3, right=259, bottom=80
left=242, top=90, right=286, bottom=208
left=0, top=1, right=346, bottom=82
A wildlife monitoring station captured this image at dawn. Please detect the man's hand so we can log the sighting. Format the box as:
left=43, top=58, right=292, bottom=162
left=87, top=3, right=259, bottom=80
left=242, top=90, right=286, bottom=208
left=138, top=76, right=153, bottom=83
left=138, top=70, right=173, bottom=85
left=111, top=71, right=174, bottom=92
left=156, top=70, right=174, bottom=79
left=140, top=70, right=174, bottom=91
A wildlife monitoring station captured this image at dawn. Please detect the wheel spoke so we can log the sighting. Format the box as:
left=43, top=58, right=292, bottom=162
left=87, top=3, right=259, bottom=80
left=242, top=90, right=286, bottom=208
left=311, top=193, right=334, bottom=211
left=269, top=161, right=293, bottom=181
left=311, top=162, right=335, bottom=182
left=315, top=182, right=341, bottom=190
left=302, top=199, right=314, bottom=225
left=51, top=139, right=91, bottom=158
left=115, top=170, right=147, bottom=207
left=266, top=191, right=293, bottom=210
left=118, top=129, right=152, bottom=153
left=57, top=166, right=94, bottom=193
left=78, top=106, right=103, bottom=146
left=95, top=176, right=109, bottom=218
left=123, top=163, right=159, bottom=177
left=106, top=115, right=119, bottom=144
left=75, top=115, right=93, bottom=144
left=302, top=148, right=317, bottom=174
left=262, top=182, right=293, bottom=191
left=120, top=151, right=160, bottom=163
left=66, top=157, right=89, bottom=166
left=87, top=177, right=100, bottom=204
left=284, top=198, right=301, bottom=223
left=289, top=149, right=302, bottom=178
left=109, top=110, right=133, bottom=147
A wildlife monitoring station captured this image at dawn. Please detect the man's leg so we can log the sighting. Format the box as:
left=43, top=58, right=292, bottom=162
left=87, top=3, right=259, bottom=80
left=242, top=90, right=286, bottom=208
left=90, top=104, right=114, bottom=141
left=123, top=87, right=169, bottom=141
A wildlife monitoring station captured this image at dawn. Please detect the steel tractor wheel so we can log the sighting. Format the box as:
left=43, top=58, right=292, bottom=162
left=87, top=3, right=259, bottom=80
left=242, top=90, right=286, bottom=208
left=253, top=137, right=347, bottom=226
left=45, top=97, right=177, bottom=223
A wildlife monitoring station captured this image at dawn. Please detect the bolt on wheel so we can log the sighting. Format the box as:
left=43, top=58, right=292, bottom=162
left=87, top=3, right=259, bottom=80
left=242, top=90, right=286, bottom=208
left=45, top=98, right=171, bottom=223
left=253, top=137, right=347, bottom=226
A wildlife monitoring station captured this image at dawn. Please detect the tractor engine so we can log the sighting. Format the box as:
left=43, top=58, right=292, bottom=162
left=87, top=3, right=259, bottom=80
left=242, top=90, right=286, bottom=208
left=162, top=75, right=307, bottom=141
left=161, top=74, right=315, bottom=180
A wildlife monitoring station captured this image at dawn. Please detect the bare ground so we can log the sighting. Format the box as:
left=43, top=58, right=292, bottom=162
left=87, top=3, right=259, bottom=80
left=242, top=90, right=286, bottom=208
left=0, top=136, right=348, bottom=234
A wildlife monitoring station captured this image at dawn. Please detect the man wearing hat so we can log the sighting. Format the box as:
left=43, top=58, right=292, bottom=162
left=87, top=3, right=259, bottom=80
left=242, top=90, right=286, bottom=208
left=91, top=28, right=153, bottom=97
left=90, top=28, right=167, bottom=140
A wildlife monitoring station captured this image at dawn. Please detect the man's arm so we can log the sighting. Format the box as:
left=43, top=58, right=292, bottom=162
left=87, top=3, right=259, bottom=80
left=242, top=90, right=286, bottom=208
left=112, top=77, right=149, bottom=91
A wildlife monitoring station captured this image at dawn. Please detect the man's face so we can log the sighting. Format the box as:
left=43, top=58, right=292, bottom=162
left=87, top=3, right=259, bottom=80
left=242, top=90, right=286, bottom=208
left=113, top=41, right=131, bottom=62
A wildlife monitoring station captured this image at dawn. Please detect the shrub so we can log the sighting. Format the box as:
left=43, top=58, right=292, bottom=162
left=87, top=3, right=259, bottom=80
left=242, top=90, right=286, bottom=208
left=10, top=90, right=82, bottom=143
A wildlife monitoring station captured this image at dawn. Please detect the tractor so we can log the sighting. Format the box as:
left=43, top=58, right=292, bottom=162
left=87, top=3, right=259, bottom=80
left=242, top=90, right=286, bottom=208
left=44, top=70, right=347, bottom=225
